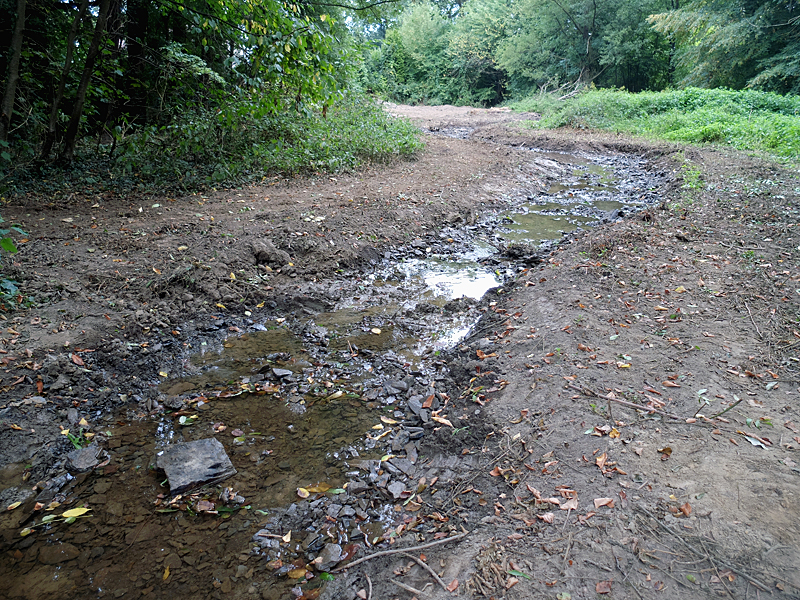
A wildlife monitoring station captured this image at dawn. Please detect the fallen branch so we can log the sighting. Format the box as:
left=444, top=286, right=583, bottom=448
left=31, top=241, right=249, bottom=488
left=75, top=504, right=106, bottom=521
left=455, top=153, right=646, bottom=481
left=565, top=384, right=683, bottom=420
left=331, top=532, right=468, bottom=573
left=391, top=578, right=429, bottom=596
left=400, top=552, right=449, bottom=591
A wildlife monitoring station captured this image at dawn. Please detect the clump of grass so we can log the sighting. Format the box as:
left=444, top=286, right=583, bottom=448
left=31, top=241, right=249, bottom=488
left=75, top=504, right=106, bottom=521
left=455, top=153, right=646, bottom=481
left=511, top=88, right=800, bottom=160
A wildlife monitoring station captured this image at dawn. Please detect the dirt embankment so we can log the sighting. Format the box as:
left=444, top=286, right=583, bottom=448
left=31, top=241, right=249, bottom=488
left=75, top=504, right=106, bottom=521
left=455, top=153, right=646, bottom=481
left=1, top=105, right=799, bottom=600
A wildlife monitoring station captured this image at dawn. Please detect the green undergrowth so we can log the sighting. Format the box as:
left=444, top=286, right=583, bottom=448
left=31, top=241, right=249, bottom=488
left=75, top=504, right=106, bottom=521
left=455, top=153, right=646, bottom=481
left=512, top=88, right=800, bottom=160
left=2, top=93, right=423, bottom=197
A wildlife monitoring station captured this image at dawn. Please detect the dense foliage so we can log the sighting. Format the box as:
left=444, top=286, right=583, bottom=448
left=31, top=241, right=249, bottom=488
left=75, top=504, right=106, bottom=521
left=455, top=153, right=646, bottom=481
left=513, top=87, right=800, bottom=159
left=357, top=0, right=799, bottom=106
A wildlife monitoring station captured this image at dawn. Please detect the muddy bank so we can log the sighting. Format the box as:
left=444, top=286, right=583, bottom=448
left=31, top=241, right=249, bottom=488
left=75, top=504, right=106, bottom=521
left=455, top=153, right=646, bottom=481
left=1, top=105, right=799, bottom=600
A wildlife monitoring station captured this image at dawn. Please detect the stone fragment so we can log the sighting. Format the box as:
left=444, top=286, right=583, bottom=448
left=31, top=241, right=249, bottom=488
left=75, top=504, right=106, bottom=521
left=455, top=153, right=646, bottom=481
left=39, top=543, right=80, bottom=564
left=387, top=481, right=405, bottom=499
left=66, top=443, right=108, bottom=474
left=272, top=368, right=293, bottom=378
left=317, top=544, right=342, bottom=571
left=155, top=438, right=236, bottom=495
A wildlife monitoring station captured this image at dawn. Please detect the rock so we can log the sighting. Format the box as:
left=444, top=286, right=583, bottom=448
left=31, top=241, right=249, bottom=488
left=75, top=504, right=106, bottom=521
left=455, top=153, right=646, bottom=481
left=326, top=504, right=342, bottom=519
left=250, top=240, right=290, bottom=268
left=406, top=427, right=424, bottom=440
left=407, top=395, right=424, bottom=416
left=272, top=368, right=293, bottom=378
left=50, top=373, right=72, bottom=392
left=404, top=443, right=418, bottom=464
left=316, top=544, right=342, bottom=571
left=391, top=429, right=410, bottom=452
left=39, top=543, right=80, bottom=564
left=387, top=481, right=405, bottom=499
left=155, top=438, right=237, bottom=495
left=252, top=531, right=280, bottom=550
left=386, top=379, right=408, bottom=393
left=66, top=443, right=108, bottom=474
left=347, top=481, right=369, bottom=495
left=389, top=458, right=416, bottom=477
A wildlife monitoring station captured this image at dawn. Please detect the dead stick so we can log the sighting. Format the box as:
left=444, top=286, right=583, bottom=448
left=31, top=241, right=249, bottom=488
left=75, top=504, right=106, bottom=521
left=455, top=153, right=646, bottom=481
left=400, top=552, right=449, bottom=591
left=365, top=574, right=373, bottom=600
left=331, top=533, right=468, bottom=572
left=391, top=579, right=428, bottom=596
left=567, top=384, right=684, bottom=420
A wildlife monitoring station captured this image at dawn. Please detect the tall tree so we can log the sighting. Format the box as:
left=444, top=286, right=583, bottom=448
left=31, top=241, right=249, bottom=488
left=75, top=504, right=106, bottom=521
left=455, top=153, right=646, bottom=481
left=0, top=0, right=25, bottom=143
left=649, top=0, right=800, bottom=93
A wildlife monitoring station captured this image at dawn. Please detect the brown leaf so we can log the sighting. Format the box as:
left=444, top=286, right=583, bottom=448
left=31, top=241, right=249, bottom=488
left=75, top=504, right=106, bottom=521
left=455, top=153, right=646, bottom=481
left=526, top=484, right=541, bottom=499
left=595, top=452, right=608, bottom=470
left=560, top=497, right=579, bottom=511
left=71, top=353, right=85, bottom=367
left=662, top=381, right=680, bottom=388
left=679, top=502, right=692, bottom=517
left=196, top=500, right=215, bottom=512
left=596, top=580, right=613, bottom=594
left=446, top=579, right=459, bottom=592
left=593, top=497, right=615, bottom=509
left=490, top=466, right=502, bottom=477
left=422, top=394, right=434, bottom=409
left=537, top=512, right=554, bottom=523
left=505, top=577, right=519, bottom=590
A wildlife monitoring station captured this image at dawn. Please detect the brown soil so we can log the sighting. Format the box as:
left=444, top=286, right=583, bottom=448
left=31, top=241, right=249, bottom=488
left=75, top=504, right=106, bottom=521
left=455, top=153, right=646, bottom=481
left=1, top=104, right=799, bottom=600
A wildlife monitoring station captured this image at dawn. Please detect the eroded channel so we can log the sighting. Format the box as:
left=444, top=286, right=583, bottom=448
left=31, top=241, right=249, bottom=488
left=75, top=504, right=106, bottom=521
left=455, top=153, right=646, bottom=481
left=0, top=147, right=665, bottom=600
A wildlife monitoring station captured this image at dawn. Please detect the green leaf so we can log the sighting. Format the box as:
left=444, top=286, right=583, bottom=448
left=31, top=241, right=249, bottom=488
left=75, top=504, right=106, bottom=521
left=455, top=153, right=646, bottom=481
left=0, top=238, right=17, bottom=253
left=319, top=572, right=334, bottom=581
left=507, top=569, right=531, bottom=579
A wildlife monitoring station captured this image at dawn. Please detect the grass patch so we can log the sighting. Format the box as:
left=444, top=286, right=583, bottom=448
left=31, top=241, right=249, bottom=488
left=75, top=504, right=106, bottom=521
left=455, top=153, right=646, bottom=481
left=2, top=93, right=423, bottom=197
left=511, top=88, right=800, bottom=160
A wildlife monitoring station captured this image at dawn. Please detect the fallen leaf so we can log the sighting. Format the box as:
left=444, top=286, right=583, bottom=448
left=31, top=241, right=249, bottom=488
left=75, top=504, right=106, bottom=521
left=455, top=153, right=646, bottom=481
left=422, top=394, right=434, bottom=409
left=560, top=497, right=579, bottom=511
left=297, top=488, right=310, bottom=499
left=370, top=328, right=381, bottom=335
left=525, top=484, right=541, bottom=499
left=71, top=353, right=85, bottom=367
left=662, top=381, right=681, bottom=388
left=380, top=416, right=398, bottom=425
left=62, top=507, right=90, bottom=518
left=594, top=498, right=615, bottom=509
left=431, top=416, right=453, bottom=428
left=282, top=531, right=291, bottom=543
left=163, top=565, right=170, bottom=581
left=657, top=446, right=672, bottom=460
left=196, top=500, right=215, bottom=512
left=231, top=429, right=244, bottom=436
left=505, top=577, right=519, bottom=590
left=596, top=580, right=613, bottom=594
left=595, top=453, right=607, bottom=469
left=537, top=512, right=554, bottom=523
left=680, top=502, right=692, bottom=516
left=476, top=349, right=497, bottom=360
left=7, top=501, right=21, bottom=511
left=306, top=482, right=331, bottom=493
left=446, top=579, right=459, bottom=592
left=287, top=568, right=307, bottom=579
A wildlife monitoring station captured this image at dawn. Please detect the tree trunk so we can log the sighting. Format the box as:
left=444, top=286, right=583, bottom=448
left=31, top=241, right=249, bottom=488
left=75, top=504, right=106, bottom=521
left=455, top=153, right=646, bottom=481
left=60, top=0, right=111, bottom=162
left=40, top=0, right=89, bottom=160
left=0, top=0, right=26, bottom=143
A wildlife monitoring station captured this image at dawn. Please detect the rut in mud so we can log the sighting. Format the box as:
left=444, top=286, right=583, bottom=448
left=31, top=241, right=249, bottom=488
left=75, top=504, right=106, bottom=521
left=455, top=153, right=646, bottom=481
left=1, top=105, right=799, bottom=600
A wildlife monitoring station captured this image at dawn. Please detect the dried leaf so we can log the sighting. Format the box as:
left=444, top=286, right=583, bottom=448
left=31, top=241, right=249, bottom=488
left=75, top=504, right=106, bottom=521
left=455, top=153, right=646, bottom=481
left=282, top=531, right=291, bottom=543
left=537, top=512, right=554, bottom=523
left=297, top=488, right=310, bottom=499
left=287, top=568, right=308, bottom=579
left=71, top=353, right=85, bottom=367
left=560, top=497, right=578, bottom=511
left=596, top=580, right=612, bottom=594
left=7, top=501, right=21, bottom=510
left=62, top=507, right=90, bottom=518
left=662, top=381, right=681, bottom=388
left=163, top=565, right=170, bottom=581
left=446, top=579, right=459, bottom=592
left=380, top=416, right=398, bottom=425
left=679, top=502, right=692, bottom=516
left=431, top=416, right=453, bottom=428
left=593, top=498, right=615, bottom=509
left=595, top=452, right=607, bottom=470
left=306, top=482, right=331, bottom=493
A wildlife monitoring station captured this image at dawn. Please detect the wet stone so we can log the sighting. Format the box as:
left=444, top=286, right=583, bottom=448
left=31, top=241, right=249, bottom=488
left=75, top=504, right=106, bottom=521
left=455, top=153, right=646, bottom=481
left=39, top=542, right=80, bottom=564
left=387, top=379, right=408, bottom=392
left=390, top=458, right=417, bottom=477
left=326, top=504, right=342, bottom=519
left=340, top=506, right=356, bottom=518
left=155, top=438, right=237, bottom=495
left=272, top=368, right=293, bottom=379
left=65, top=442, right=107, bottom=474
left=404, top=443, right=418, bottom=464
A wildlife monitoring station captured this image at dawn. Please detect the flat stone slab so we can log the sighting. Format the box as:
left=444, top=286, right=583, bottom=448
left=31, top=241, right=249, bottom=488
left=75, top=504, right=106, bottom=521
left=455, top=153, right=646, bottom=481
left=155, top=438, right=236, bottom=495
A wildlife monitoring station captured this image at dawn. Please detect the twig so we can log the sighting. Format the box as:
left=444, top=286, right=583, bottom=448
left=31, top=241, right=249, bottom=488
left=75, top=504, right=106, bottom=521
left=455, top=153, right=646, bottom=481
left=566, top=383, right=684, bottom=420
left=710, top=395, right=743, bottom=419
left=391, top=579, right=429, bottom=596
left=331, top=533, right=468, bottom=572
left=635, top=506, right=771, bottom=592
left=744, top=302, right=763, bottom=339
left=400, top=552, right=449, bottom=591
left=365, top=574, right=372, bottom=600
left=612, top=548, right=644, bottom=600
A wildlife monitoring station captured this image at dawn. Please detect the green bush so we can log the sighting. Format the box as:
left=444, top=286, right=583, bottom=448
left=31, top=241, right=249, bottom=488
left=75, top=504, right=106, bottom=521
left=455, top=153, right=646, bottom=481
left=512, top=88, right=800, bottom=160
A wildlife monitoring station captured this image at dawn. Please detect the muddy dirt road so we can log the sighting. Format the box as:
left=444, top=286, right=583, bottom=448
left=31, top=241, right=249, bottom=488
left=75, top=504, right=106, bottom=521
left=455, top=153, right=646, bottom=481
left=1, top=104, right=799, bottom=600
